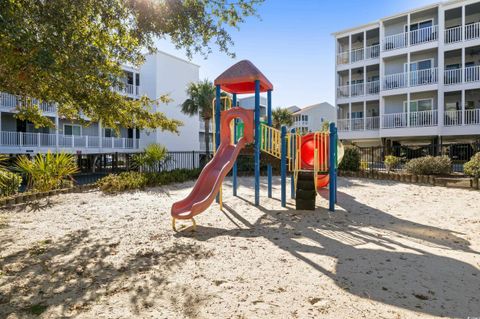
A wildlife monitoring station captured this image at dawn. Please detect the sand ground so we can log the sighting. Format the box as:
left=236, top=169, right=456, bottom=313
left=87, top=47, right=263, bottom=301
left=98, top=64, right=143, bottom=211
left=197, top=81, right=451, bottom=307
left=0, top=177, right=479, bottom=319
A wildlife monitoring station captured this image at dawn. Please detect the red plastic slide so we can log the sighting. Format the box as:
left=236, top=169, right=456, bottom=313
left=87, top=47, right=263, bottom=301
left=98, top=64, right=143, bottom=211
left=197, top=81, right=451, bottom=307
left=299, top=133, right=330, bottom=189
left=171, top=108, right=254, bottom=220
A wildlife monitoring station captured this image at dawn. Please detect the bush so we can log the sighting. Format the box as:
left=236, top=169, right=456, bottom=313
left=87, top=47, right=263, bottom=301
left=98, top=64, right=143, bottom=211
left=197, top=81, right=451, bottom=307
left=464, top=152, right=480, bottom=177
left=405, top=156, right=452, bottom=175
left=384, top=155, right=401, bottom=173
left=132, top=144, right=170, bottom=172
left=16, top=152, right=79, bottom=192
left=339, top=146, right=361, bottom=172
left=0, top=171, right=22, bottom=197
left=97, top=168, right=202, bottom=193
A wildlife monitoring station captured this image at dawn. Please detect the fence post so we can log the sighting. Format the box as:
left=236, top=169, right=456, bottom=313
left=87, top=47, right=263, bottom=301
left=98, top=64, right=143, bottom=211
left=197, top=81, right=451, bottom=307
left=192, top=150, right=195, bottom=169
left=290, top=128, right=296, bottom=199
left=329, top=123, right=337, bottom=211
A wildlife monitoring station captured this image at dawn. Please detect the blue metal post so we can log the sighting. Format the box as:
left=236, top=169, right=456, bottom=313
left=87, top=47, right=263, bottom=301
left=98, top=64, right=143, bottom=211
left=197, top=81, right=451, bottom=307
left=329, top=122, right=337, bottom=212
left=254, top=80, right=261, bottom=206
left=232, top=93, right=238, bottom=196
left=215, top=85, right=221, bottom=203
left=281, top=126, right=287, bottom=207
left=215, top=85, right=221, bottom=150
left=290, top=128, right=296, bottom=199
left=267, top=89, right=272, bottom=198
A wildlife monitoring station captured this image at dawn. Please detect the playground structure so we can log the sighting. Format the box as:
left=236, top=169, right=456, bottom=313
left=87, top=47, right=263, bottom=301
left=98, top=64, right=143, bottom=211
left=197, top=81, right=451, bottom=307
left=171, top=60, right=339, bottom=231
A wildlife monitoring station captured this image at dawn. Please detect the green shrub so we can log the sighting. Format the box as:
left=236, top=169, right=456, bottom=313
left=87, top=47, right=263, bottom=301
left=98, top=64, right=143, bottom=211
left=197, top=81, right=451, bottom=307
left=384, top=155, right=401, bottom=173
left=464, top=152, right=480, bottom=177
left=96, top=171, right=148, bottom=193
left=339, top=146, right=361, bottom=172
left=97, top=168, right=202, bottom=193
left=405, top=156, right=452, bottom=175
left=16, top=152, right=79, bottom=192
left=132, top=144, right=170, bottom=171
left=0, top=171, right=22, bottom=197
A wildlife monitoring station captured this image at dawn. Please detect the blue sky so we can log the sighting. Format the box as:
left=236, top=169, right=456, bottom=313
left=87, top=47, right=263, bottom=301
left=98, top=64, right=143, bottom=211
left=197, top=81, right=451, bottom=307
left=158, top=0, right=438, bottom=109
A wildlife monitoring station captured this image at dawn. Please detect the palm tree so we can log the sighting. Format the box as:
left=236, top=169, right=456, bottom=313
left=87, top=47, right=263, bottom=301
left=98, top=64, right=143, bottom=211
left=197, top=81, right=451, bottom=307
left=272, top=108, right=293, bottom=129
left=182, top=79, right=229, bottom=155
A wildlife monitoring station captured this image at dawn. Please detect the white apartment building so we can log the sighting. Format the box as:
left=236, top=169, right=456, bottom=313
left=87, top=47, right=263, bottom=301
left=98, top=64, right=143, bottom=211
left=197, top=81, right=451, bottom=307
left=0, top=51, right=200, bottom=155
left=334, top=0, right=480, bottom=147
left=291, top=102, right=336, bottom=132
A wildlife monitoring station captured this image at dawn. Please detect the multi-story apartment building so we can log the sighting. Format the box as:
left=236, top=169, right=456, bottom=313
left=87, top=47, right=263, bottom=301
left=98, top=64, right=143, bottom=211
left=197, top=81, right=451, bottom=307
left=0, top=51, right=200, bottom=155
left=334, top=0, right=480, bottom=147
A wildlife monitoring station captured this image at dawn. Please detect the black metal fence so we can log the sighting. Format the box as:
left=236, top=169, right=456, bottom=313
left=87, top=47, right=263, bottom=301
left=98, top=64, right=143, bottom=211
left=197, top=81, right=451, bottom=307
left=357, top=143, right=479, bottom=172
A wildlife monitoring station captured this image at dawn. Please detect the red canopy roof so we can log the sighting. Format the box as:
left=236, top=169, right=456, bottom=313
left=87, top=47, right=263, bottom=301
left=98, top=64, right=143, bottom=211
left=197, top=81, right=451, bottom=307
left=214, top=60, right=273, bottom=94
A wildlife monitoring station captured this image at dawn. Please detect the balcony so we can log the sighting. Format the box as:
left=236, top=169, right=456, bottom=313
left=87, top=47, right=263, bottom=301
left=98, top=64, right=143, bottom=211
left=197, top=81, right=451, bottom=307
left=445, top=22, right=480, bottom=44
left=383, top=68, right=437, bottom=90
left=0, top=132, right=140, bottom=149
left=0, top=93, right=56, bottom=113
left=336, top=80, right=380, bottom=98
left=383, top=25, right=438, bottom=51
left=444, top=109, right=480, bottom=126
left=444, top=65, right=480, bottom=85
left=116, top=84, right=140, bottom=97
left=336, top=44, right=380, bottom=66
left=382, top=110, right=438, bottom=129
left=337, top=116, right=380, bottom=132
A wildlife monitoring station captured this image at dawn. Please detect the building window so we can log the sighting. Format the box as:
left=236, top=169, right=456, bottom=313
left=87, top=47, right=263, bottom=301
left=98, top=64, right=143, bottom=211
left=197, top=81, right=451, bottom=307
left=352, top=111, right=363, bottom=119
left=64, top=124, right=82, bottom=136
left=403, top=98, right=434, bottom=113
left=104, top=128, right=117, bottom=138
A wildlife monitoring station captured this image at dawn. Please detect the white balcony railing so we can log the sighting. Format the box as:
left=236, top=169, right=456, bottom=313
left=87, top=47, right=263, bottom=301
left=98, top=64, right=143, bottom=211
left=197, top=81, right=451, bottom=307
left=383, top=33, right=407, bottom=51
left=365, top=44, right=380, bottom=59
left=444, top=68, right=463, bottom=85
left=350, top=83, right=364, bottom=97
left=366, top=80, right=380, bottom=95
left=445, top=25, right=463, bottom=43
left=116, top=84, right=140, bottom=96
left=464, top=65, right=480, bottom=83
left=366, top=116, right=380, bottom=130
left=410, top=68, right=438, bottom=86
left=351, top=118, right=364, bottom=131
left=383, top=72, right=407, bottom=90
left=0, top=132, right=139, bottom=149
left=444, top=109, right=480, bottom=126
left=444, top=110, right=463, bottom=126
left=337, top=119, right=350, bottom=131
left=409, top=110, right=438, bottom=127
left=0, top=93, right=57, bottom=113
left=382, top=110, right=438, bottom=129
left=465, top=108, right=480, bottom=125
left=337, top=117, right=379, bottom=132
left=350, top=47, right=364, bottom=63
left=410, top=25, right=438, bottom=45
left=465, top=22, right=480, bottom=41
left=337, top=85, right=349, bottom=98
left=382, top=112, right=408, bottom=128
left=336, top=51, right=349, bottom=65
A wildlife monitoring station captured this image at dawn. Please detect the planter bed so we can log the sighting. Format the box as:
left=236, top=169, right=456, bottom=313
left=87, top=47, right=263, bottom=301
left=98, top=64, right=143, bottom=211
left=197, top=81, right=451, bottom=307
left=340, top=170, right=477, bottom=190
left=0, top=184, right=97, bottom=209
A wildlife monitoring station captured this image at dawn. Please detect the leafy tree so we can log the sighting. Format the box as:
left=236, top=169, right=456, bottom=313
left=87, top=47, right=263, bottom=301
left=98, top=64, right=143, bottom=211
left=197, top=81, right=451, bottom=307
left=272, top=108, right=293, bottom=129
left=0, top=0, right=264, bottom=131
left=181, top=79, right=229, bottom=155
left=321, top=120, right=330, bottom=132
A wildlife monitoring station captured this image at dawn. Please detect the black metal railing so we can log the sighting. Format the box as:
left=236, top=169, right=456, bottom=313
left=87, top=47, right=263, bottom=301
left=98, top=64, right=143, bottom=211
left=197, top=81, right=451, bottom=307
left=356, top=143, right=479, bottom=173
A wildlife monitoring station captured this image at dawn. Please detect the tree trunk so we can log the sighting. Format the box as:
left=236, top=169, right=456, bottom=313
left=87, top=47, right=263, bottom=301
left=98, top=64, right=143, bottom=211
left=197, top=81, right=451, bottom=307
left=204, top=118, right=211, bottom=156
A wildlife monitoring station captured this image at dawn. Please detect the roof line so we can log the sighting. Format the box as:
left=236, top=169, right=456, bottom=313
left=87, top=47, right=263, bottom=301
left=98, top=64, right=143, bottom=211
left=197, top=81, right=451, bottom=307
left=155, top=50, right=201, bottom=67
left=332, top=0, right=451, bottom=36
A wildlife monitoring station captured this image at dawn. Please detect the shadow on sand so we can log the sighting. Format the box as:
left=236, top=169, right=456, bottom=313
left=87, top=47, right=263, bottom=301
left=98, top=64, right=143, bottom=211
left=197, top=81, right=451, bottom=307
left=177, top=179, right=480, bottom=318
